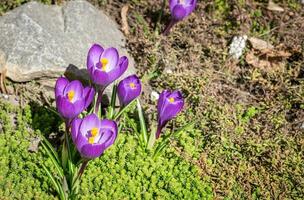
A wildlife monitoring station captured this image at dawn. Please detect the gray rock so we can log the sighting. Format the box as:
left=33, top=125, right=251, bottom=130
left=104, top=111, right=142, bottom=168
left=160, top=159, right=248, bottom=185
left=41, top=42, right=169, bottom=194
left=0, top=0, right=135, bottom=92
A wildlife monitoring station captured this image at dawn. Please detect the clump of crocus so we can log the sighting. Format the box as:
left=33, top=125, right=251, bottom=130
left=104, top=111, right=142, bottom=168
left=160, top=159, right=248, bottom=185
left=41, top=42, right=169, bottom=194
left=55, top=77, right=94, bottom=120
left=87, top=44, right=128, bottom=88
left=156, top=90, right=184, bottom=138
left=71, top=114, right=117, bottom=159
left=117, top=75, right=142, bottom=107
left=163, top=0, right=197, bottom=35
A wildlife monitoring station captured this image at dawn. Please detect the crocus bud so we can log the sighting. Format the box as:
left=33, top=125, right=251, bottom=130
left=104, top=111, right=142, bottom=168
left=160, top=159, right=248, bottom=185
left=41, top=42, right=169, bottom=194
left=55, top=77, right=94, bottom=119
left=163, top=0, right=197, bottom=35
left=170, top=0, right=197, bottom=21
left=71, top=114, right=117, bottom=159
left=117, top=75, right=142, bottom=106
left=87, top=44, right=128, bottom=88
left=156, top=90, right=184, bottom=138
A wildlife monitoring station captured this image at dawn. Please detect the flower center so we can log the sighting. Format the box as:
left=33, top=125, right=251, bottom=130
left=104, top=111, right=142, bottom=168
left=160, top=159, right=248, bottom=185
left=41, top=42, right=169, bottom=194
left=100, top=58, right=109, bottom=71
left=129, top=82, right=136, bottom=89
left=67, top=90, right=75, bottom=102
left=88, top=127, right=99, bottom=144
left=169, top=97, right=175, bottom=103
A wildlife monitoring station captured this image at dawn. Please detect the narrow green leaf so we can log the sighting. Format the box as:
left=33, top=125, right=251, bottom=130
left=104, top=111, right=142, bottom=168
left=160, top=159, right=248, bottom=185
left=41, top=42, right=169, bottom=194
left=107, top=83, right=117, bottom=119
left=172, top=121, right=196, bottom=138
left=147, top=126, right=156, bottom=150
left=153, top=121, right=195, bottom=157
left=40, top=135, right=60, bottom=163
left=41, top=141, right=64, bottom=178
left=136, top=99, right=148, bottom=145
left=113, top=99, right=135, bottom=120
left=41, top=163, right=66, bottom=200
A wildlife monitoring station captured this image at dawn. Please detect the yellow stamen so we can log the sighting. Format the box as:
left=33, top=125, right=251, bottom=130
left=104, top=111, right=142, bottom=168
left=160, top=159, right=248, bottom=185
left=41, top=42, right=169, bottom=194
left=88, top=136, right=95, bottom=144
left=129, top=82, right=136, bottom=89
left=91, top=127, right=99, bottom=137
left=100, top=58, right=109, bottom=71
left=67, top=90, right=75, bottom=102
left=169, top=97, right=175, bottom=103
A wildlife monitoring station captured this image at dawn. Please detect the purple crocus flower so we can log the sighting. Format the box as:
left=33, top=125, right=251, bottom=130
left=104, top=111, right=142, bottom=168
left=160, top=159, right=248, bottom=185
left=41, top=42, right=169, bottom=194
left=87, top=44, right=128, bottom=88
left=71, top=114, right=117, bottom=159
left=117, top=75, right=142, bottom=106
left=163, top=0, right=197, bottom=35
left=156, top=90, right=184, bottom=138
left=55, top=77, right=95, bottom=119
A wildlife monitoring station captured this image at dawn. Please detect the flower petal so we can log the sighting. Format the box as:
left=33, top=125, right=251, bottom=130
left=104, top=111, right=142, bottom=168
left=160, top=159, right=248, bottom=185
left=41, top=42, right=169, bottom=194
left=80, top=143, right=105, bottom=159
left=56, top=96, right=77, bottom=119
left=79, top=114, right=101, bottom=138
left=87, top=44, right=104, bottom=70
left=71, top=118, right=82, bottom=144
left=55, top=77, right=69, bottom=98
left=172, top=4, right=187, bottom=20
left=64, top=80, right=84, bottom=102
left=100, top=119, right=117, bottom=148
left=83, top=87, right=95, bottom=109
left=101, top=47, right=119, bottom=71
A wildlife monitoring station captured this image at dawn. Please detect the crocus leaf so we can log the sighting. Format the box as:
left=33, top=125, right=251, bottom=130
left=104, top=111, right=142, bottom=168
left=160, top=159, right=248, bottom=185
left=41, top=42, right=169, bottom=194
left=40, top=134, right=60, bottom=164
left=41, top=163, right=66, bottom=200
left=107, top=82, right=117, bottom=119
left=136, top=99, right=148, bottom=146
left=41, top=140, right=64, bottom=178
left=113, top=99, right=135, bottom=120
left=153, top=121, right=195, bottom=157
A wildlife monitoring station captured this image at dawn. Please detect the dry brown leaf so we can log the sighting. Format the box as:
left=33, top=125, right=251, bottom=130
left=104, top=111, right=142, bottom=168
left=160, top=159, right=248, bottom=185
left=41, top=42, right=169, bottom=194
left=121, top=5, right=130, bottom=35
left=267, top=0, right=284, bottom=12
left=246, top=52, right=272, bottom=69
left=245, top=50, right=288, bottom=71
left=249, top=37, right=274, bottom=51
left=260, top=49, right=291, bottom=58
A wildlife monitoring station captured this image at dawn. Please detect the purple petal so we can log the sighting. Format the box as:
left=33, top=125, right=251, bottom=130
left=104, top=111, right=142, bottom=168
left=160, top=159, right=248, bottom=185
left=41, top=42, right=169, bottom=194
left=71, top=118, right=82, bottom=144
left=157, top=91, right=184, bottom=128
left=55, top=77, right=69, bottom=98
left=56, top=96, right=77, bottom=119
left=63, top=80, right=84, bottom=102
left=157, top=90, right=170, bottom=113
left=83, top=87, right=95, bottom=109
left=169, top=0, right=179, bottom=11
left=106, top=56, right=129, bottom=83
left=80, top=143, right=105, bottom=159
left=73, top=99, right=85, bottom=116
left=172, top=5, right=187, bottom=20
left=79, top=114, right=101, bottom=138
left=92, top=70, right=111, bottom=87
left=117, top=75, right=141, bottom=106
left=101, top=47, right=119, bottom=71
left=87, top=44, right=104, bottom=70
left=100, top=119, right=117, bottom=148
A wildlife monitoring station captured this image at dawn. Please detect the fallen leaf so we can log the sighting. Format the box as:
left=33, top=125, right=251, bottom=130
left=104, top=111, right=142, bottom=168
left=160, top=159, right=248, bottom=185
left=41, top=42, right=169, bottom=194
left=267, top=0, right=284, bottom=12
left=249, top=37, right=274, bottom=51
left=121, top=5, right=130, bottom=35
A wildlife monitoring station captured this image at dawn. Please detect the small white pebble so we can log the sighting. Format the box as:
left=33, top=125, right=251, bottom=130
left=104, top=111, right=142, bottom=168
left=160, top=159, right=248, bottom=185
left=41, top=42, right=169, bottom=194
left=3, top=94, right=9, bottom=100
left=150, top=91, right=159, bottom=101
left=229, top=35, right=248, bottom=59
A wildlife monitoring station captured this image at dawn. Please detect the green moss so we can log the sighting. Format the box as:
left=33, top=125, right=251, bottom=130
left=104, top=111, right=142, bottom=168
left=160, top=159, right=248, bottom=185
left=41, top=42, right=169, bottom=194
left=0, top=100, right=56, bottom=199
left=0, top=99, right=213, bottom=199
